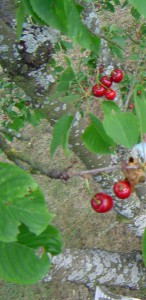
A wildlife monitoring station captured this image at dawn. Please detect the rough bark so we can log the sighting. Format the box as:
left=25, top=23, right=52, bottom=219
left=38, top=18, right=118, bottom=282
left=44, top=248, right=146, bottom=290
left=0, top=0, right=15, bottom=26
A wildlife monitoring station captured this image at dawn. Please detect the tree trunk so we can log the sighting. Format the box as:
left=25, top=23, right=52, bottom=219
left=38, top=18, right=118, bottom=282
left=44, top=248, right=146, bottom=289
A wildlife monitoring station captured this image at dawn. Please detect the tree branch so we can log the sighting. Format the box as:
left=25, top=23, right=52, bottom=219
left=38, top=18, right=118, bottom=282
left=44, top=248, right=146, bottom=289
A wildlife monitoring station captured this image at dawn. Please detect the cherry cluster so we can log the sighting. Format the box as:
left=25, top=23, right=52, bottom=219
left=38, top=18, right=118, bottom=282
left=92, top=69, right=123, bottom=101
left=90, top=180, right=131, bottom=213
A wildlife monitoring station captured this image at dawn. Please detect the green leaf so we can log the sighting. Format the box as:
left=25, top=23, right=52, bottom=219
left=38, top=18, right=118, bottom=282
left=29, top=109, right=46, bottom=126
left=130, top=7, right=141, bottom=20
left=60, top=40, right=73, bottom=51
left=15, top=1, right=25, bottom=39
left=102, top=101, right=120, bottom=115
left=22, top=0, right=45, bottom=25
left=64, top=55, right=72, bottom=67
left=50, top=114, right=73, bottom=157
left=29, top=0, right=100, bottom=52
left=18, top=223, right=62, bottom=255
left=105, top=2, right=115, bottom=12
left=82, top=114, right=115, bottom=154
left=0, top=241, right=50, bottom=284
left=128, top=0, right=146, bottom=18
left=109, top=44, right=123, bottom=59
left=113, top=0, right=121, bottom=4
left=112, top=36, right=126, bottom=47
left=134, top=87, right=146, bottom=134
left=57, top=67, right=75, bottom=92
left=0, top=163, right=52, bottom=242
left=121, top=0, right=128, bottom=8
left=142, top=228, right=146, bottom=266
left=128, top=53, right=139, bottom=60
left=58, top=94, right=79, bottom=104
left=103, top=111, right=139, bottom=148
left=8, top=118, right=24, bottom=131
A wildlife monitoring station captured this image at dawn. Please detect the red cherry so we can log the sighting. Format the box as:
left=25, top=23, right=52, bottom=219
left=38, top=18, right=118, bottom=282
left=128, top=103, right=134, bottom=109
left=92, top=84, right=106, bottom=97
left=99, top=64, right=104, bottom=73
left=137, top=90, right=141, bottom=96
left=25, top=101, right=30, bottom=106
left=104, top=89, right=116, bottom=100
left=100, top=75, right=113, bottom=88
left=91, top=193, right=113, bottom=213
left=113, top=180, right=131, bottom=199
left=111, top=69, right=123, bottom=83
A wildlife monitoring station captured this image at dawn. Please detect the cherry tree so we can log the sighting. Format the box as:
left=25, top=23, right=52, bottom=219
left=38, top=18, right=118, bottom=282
left=1, top=0, right=146, bottom=298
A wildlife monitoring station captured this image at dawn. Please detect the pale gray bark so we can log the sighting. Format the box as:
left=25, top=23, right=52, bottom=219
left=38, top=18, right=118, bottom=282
left=44, top=248, right=146, bottom=289
left=0, top=0, right=15, bottom=26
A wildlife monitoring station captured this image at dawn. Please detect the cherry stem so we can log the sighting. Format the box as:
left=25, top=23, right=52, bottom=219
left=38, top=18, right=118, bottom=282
left=118, top=184, right=124, bottom=191
left=94, top=199, right=101, bottom=205
left=97, top=80, right=110, bottom=90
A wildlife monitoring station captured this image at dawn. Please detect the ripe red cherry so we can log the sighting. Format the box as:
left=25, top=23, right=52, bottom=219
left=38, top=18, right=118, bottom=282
left=25, top=101, right=30, bottom=106
left=104, top=88, right=116, bottom=100
left=111, top=69, right=123, bottom=83
left=137, top=90, right=141, bottom=96
left=113, top=180, right=131, bottom=199
left=92, top=84, right=106, bottom=97
left=91, top=193, right=113, bottom=213
left=128, top=103, right=134, bottom=109
left=100, top=75, right=113, bottom=88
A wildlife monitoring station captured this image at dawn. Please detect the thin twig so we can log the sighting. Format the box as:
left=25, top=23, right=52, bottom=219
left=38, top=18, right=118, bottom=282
left=69, top=165, right=120, bottom=177
left=0, top=133, right=140, bottom=180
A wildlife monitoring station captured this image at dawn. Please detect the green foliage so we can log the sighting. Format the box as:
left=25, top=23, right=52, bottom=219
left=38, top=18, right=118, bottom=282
left=16, top=0, right=100, bottom=52
left=15, top=1, right=25, bottom=39
left=109, top=44, right=123, bottom=59
left=58, top=94, right=80, bottom=104
left=130, top=7, right=141, bottom=20
left=0, top=163, right=62, bottom=283
left=0, top=163, right=52, bottom=240
left=28, top=109, right=46, bottom=127
left=101, top=101, right=120, bottom=115
left=142, top=228, right=146, bottom=266
left=103, top=110, right=139, bottom=148
left=134, top=87, right=146, bottom=134
left=18, top=224, right=62, bottom=255
left=82, top=114, right=115, bottom=154
left=128, top=0, right=146, bottom=19
left=50, top=114, right=74, bottom=157
left=11, top=0, right=146, bottom=285
left=57, top=67, right=75, bottom=92
left=0, top=241, right=50, bottom=284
